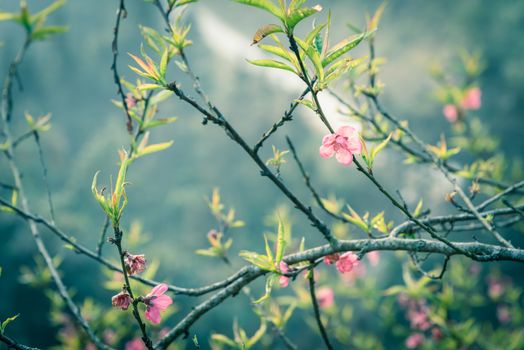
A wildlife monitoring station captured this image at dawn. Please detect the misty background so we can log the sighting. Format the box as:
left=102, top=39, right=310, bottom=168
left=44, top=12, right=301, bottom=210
left=1, top=0, right=524, bottom=347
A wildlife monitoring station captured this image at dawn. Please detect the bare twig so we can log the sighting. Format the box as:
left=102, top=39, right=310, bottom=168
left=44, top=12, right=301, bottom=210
left=307, top=267, right=334, bottom=350
left=111, top=0, right=133, bottom=132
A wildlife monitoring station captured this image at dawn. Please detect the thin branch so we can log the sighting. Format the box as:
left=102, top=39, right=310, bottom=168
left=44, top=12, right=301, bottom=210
left=409, top=253, right=450, bottom=280
left=0, top=333, right=41, bottom=350
left=286, top=136, right=355, bottom=225
left=96, top=216, right=110, bottom=257
left=476, top=180, right=524, bottom=211
left=154, top=238, right=524, bottom=348
left=1, top=37, right=112, bottom=350
left=0, top=196, right=250, bottom=296
left=254, top=87, right=310, bottom=154
left=307, top=267, right=333, bottom=350
left=113, top=226, right=154, bottom=349
left=287, top=34, right=334, bottom=133
left=111, top=0, right=133, bottom=132
left=166, top=82, right=338, bottom=247
left=1, top=38, right=30, bottom=124
left=33, top=132, right=55, bottom=223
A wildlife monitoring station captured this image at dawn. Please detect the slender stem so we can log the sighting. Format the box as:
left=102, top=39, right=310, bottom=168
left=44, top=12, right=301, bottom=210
left=307, top=267, right=333, bottom=350
left=0, top=333, right=41, bottom=350
left=96, top=216, right=110, bottom=257
left=111, top=0, right=133, bottom=132
left=33, top=131, right=56, bottom=223
left=113, top=226, right=154, bottom=349
left=1, top=38, right=111, bottom=350
left=476, top=180, right=524, bottom=211
left=254, top=87, right=310, bottom=154
left=287, top=34, right=334, bottom=133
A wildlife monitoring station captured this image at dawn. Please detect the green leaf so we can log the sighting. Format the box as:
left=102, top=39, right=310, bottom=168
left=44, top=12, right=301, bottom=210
left=367, top=2, right=387, bottom=32
left=138, top=141, right=174, bottom=157
left=211, top=334, right=237, bottom=347
left=143, top=117, right=178, bottom=130
left=32, top=0, right=67, bottom=25
left=1, top=314, right=19, bottom=334
left=370, top=132, right=392, bottom=162
left=305, top=22, right=326, bottom=47
left=275, top=217, right=286, bottom=264
left=254, top=274, right=276, bottom=304
left=137, top=83, right=163, bottom=91
left=247, top=59, right=296, bottom=73
left=31, top=25, right=68, bottom=40
left=264, top=234, right=274, bottom=263
left=258, top=44, right=296, bottom=65
left=289, top=0, right=307, bottom=12
left=295, top=99, right=316, bottom=111
left=295, top=37, right=324, bottom=82
left=252, top=24, right=283, bottom=45
left=159, top=48, right=169, bottom=80
left=0, top=12, right=18, bottom=22
left=285, top=5, right=322, bottom=31
left=233, top=0, right=284, bottom=19
left=239, top=251, right=275, bottom=271
left=322, top=32, right=366, bottom=67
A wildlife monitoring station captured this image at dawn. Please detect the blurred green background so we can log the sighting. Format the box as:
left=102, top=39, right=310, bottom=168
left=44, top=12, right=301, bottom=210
left=1, top=0, right=524, bottom=348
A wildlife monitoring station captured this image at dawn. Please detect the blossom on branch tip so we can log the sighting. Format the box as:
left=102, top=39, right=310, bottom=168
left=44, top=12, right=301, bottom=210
left=461, top=87, right=481, bottom=110
left=443, top=104, right=458, bottom=123
left=112, top=291, right=132, bottom=310
left=319, top=126, right=362, bottom=166
left=335, top=252, right=359, bottom=273
left=124, top=252, right=147, bottom=275
left=279, top=261, right=290, bottom=288
left=125, top=93, right=137, bottom=109
left=143, top=283, right=173, bottom=324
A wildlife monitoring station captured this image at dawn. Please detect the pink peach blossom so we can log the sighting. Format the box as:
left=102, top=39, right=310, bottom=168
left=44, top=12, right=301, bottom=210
left=279, top=261, right=290, bottom=288
left=405, top=333, right=425, bottom=349
left=125, top=93, right=137, bottom=109
left=443, top=104, right=458, bottom=123
left=366, top=251, right=380, bottom=266
left=319, top=126, right=362, bottom=166
left=323, top=253, right=340, bottom=265
left=335, top=252, right=359, bottom=273
left=112, top=291, right=132, bottom=310
left=408, top=309, right=431, bottom=331
left=461, top=87, right=481, bottom=110
left=316, top=287, right=335, bottom=308
left=124, top=252, right=147, bottom=276
left=340, top=262, right=366, bottom=285
left=144, top=283, right=173, bottom=324
left=125, top=338, right=146, bottom=350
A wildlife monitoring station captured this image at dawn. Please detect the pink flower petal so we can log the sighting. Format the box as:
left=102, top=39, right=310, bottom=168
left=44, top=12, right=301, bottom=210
left=443, top=104, right=458, bottom=123
left=153, top=295, right=173, bottom=310
left=149, top=283, right=168, bottom=297
left=279, top=275, right=289, bottom=288
left=335, top=149, right=353, bottom=166
left=322, top=134, right=336, bottom=145
left=348, top=138, right=362, bottom=154
left=145, top=307, right=161, bottom=325
left=336, top=125, right=357, bottom=138
left=319, top=144, right=334, bottom=158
